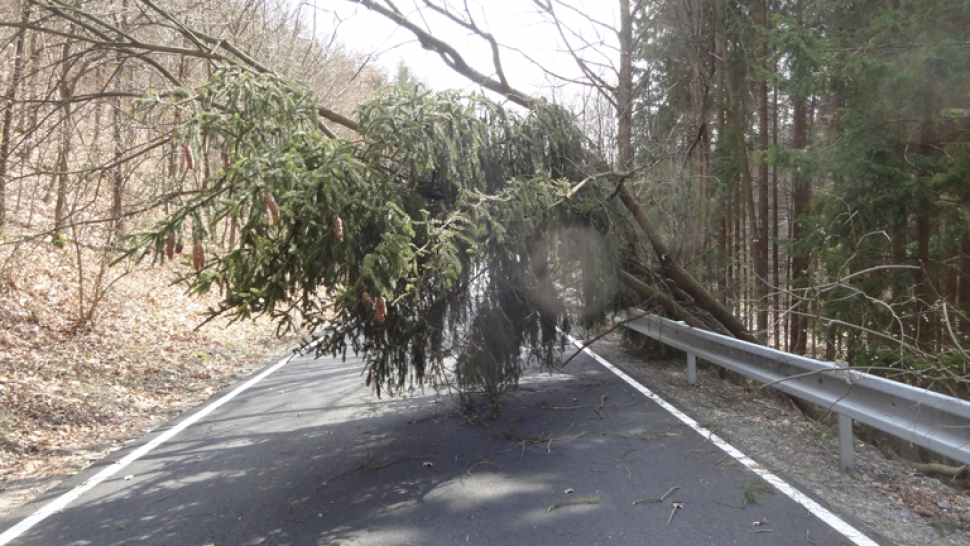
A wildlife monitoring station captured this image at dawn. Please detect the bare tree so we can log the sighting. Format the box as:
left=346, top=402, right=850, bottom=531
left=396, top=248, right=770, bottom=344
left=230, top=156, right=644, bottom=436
left=0, top=0, right=385, bottom=326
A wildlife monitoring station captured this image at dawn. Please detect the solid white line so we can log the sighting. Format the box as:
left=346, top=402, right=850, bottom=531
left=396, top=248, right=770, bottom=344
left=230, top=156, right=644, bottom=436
left=0, top=342, right=318, bottom=546
left=567, top=335, right=881, bottom=546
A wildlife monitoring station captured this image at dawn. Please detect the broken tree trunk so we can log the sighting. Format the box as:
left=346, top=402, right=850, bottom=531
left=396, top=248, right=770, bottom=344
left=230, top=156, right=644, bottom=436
left=621, top=271, right=708, bottom=330
left=618, top=186, right=759, bottom=343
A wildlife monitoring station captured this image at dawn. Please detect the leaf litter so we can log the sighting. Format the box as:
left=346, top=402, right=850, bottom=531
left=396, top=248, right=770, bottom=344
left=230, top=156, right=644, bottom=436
left=0, top=241, right=292, bottom=516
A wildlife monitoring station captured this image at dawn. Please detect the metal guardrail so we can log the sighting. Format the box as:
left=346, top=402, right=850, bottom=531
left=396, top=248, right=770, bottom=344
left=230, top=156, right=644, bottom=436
left=622, top=310, right=970, bottom=469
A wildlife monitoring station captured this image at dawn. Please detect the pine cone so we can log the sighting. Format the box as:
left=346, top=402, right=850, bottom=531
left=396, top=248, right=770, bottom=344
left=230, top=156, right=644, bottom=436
left=365, top=371, right=372, bottom=387
left=165, top=233, right=175, bottom=260
left=183, top=145, right=195, bottom=171
left=192, top=243, right=206, bottom=272
left=376, top=296, right=387, bottom=323
left=265, top=192, right=280, bottom=225
left=362, top=292, right=373, bottom=307
left=334, top=216, right=344, bottom=242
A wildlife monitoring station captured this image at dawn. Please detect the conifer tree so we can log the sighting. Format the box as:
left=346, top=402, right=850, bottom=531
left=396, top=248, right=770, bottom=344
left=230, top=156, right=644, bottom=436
left=132, top=67, right=624, bottom=408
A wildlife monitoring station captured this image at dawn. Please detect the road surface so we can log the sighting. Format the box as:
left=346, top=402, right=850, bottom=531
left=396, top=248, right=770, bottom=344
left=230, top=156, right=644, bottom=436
left=0, top=342, right=881, bottom=545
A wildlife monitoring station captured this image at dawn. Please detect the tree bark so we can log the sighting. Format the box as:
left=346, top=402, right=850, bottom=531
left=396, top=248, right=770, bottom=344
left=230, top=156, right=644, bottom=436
left=961, top=234, right=970, bottom=336
left=618, top=187, right=759, bottom=343
left=112, top=93, right=125, bottom=236
left=617, top=0, right=633, bottom=171
left=916, top=89, right=936, bottom=351
left=789, top=97, right=810, bottom=355
left=756, top=0, right=770, bottom=341
left=53, top=42, right=74, bottom=247
left=621, top=271, right=707, bottom=330
left=0, top=5, right=28, bottom=232
left=772, top=81, right=780, bottom=348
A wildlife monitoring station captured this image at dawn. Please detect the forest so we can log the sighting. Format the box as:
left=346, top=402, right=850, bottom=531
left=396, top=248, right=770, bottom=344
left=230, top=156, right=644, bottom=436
left=1, top=0, right=969, bottom=478
left=632, top=0, right=970, bottom=394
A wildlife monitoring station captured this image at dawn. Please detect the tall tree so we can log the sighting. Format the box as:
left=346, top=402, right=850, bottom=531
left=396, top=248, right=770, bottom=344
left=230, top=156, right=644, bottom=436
left=0, top=2, right=27, bottom=232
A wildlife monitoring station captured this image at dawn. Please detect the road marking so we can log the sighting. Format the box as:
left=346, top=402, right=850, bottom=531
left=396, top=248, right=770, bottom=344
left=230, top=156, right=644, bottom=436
left=0, top=342, right=319, bottom=546
left=567, top=335, right=881, bottom=546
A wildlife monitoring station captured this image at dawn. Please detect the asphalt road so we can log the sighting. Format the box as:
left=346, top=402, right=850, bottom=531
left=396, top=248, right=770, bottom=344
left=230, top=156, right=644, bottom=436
left=0, top=344, right=880, bottom=545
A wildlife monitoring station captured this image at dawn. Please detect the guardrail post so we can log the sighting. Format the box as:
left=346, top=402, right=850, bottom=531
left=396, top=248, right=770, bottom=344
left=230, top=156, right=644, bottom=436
left=838, top=413, right=854, bottom=470
left=687, top=353, right=696, bottom=385
left=836, top=361, right=854, bottom=470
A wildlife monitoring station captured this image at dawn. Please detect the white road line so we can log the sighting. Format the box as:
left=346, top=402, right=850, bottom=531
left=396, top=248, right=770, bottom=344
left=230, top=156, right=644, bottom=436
left=0, top=341, right=318, bottom=546
left=567, top=335, right=881, bottom=546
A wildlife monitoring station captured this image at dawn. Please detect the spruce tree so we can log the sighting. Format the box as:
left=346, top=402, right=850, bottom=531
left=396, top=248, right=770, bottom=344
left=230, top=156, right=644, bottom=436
left=131, top=67, right=623, bottom=410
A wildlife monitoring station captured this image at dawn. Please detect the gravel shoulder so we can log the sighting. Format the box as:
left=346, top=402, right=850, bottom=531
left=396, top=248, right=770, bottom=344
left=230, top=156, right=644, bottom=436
left=589, top=333, right=970, bottom=546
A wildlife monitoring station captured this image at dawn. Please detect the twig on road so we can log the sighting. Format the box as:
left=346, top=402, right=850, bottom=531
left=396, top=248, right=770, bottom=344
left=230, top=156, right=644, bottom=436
left=667, top=502, right=684, bottom=525
left=547, top=497, right=601, bottom=513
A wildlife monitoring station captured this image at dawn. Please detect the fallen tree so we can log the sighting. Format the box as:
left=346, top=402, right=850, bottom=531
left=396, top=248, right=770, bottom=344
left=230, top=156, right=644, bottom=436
left=124, top=0, right=762, bottom=408
left=129, top=67, right=625, bottom=408
left=10, top=0, right=757, bottom=408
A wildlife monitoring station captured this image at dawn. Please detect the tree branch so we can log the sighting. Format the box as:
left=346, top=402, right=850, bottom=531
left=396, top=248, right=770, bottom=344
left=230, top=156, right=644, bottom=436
left=419, top=0, right=510, bottom=89
left=353, top=0, right=533, bottom=108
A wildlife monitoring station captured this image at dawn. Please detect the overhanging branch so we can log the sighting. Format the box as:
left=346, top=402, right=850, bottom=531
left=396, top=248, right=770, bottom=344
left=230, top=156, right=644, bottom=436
left=353, top=0, right=534, bottom=108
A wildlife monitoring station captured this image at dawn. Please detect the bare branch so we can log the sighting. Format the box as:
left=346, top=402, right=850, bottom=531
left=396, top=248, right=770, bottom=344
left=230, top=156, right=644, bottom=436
left=351, top=0, right=533, bottom=108
left=419, top=0, right=510, bottom=89
left=530, top=0, right=617, bottom=105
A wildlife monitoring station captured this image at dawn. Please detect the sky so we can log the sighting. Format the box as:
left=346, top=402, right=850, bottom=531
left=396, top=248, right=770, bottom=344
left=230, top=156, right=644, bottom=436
left=296, top=0, right=620, bottom=104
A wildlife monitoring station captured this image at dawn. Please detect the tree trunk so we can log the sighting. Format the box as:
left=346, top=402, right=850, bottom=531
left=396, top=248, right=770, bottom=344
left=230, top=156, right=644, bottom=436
left=691, top=0, right=708, bottom=255
left=960, top=234, right=970, bottom=336
left=616, top=0, right=633, bottom=171
left=112, top=3, right=130, bottom=237
left=789, top=96, right=810, bottom=355
left=916, top=90, right=936, bottom=351
left=618, top=188, right=759, bottom=344
left=53, top=42, right=74, bottom=247
left=112, top=93, right=125, bottom=236
left=621, top=271, right=707, bottom=330
left=0, top=6, right=28, bottom=232
left=756, top=0, right=770, bottom=341
left=772, top=81, right=780, bottom=348
left=717, top=5, right=762, bottom=336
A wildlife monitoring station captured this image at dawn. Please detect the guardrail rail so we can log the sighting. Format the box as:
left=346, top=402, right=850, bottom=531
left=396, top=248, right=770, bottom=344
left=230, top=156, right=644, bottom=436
left=622, top=309, right=970, bottom=469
